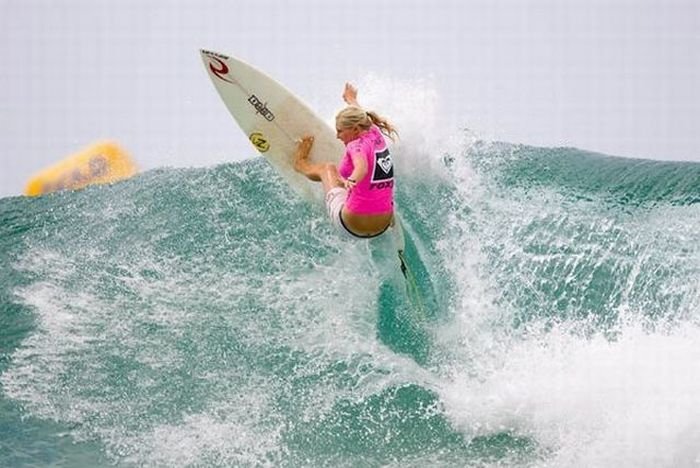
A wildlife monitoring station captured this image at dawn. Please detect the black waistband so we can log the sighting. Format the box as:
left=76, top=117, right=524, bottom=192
left=339, top=213, right=391, bottom=239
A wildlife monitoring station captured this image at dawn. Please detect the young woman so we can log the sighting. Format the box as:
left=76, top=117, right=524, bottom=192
left=294, top=83, right=399, bottom=238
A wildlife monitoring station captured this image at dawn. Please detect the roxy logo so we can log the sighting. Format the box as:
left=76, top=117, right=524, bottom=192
left=248, top=95, right=275, bottom=121
left=377, top=153, right=393, bottom=174
left=371, top=148, right=394, bottom=182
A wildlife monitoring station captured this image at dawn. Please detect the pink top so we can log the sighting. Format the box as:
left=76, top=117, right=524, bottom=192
left=338, top=125, right=394, bottom=215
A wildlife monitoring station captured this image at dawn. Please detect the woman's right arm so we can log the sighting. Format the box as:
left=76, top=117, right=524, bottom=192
left=343, top=82, right=360, bottom=107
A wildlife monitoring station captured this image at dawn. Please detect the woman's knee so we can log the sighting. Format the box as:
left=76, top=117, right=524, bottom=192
left=322, top=164, right=340, bottom=179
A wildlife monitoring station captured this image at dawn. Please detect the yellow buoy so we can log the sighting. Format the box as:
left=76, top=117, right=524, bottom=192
left=24, top=141, right=138, bottom=196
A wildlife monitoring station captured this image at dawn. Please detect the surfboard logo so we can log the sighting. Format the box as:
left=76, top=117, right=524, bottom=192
left=208, top=57, right=235, bottom=84
left=248, top=95, right=275, bottom=121
left=249, top=132, right=270, bottom=153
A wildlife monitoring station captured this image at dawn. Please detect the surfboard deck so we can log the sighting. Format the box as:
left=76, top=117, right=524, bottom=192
left=200, top=49, right=428, bottom=312
left=200, top=49, right=344, bottom=202
left=200, top=48, right=407, bottom=252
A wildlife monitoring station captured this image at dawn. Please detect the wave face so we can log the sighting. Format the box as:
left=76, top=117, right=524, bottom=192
left=1, top=138, right=699, bottom=467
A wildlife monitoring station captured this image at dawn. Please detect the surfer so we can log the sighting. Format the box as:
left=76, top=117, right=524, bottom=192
left=294, top=83, right=399, bottom=238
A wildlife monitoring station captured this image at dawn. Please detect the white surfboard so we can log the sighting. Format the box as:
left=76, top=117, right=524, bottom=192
left=200, top=49, right=420, bottom=299
left=200, top=49, right=344, bottom=202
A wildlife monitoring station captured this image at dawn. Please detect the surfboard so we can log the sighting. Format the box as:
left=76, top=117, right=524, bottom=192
left=200, top=50, right=422, bottom=304
left=200, top=49, right=344, bottom=202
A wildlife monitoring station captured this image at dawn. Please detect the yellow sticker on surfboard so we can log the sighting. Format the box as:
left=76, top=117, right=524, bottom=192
left=249, top=132, right=270, bottom=153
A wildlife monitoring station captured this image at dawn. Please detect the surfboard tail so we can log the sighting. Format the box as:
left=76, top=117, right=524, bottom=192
left=393, top=214, right=406, bottom=253
left=392, top=215, right=410, bottom=279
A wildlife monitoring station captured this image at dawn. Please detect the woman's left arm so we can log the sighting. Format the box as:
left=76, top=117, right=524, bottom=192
left=345, top=151, right=367, bottom=188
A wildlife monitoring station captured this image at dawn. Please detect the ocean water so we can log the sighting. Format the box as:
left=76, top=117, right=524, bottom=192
left=1, top=136, right=699, bottom=467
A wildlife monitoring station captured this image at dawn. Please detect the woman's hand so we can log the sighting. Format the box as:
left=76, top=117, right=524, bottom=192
left=296, top=135, right=314, bottom=155
left=344, top=177, right=357, bottom=190
left=343, top=83, right=359, bottom=106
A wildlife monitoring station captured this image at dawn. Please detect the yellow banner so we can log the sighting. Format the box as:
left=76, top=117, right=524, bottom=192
left=25, top=141, right=138, bottom=196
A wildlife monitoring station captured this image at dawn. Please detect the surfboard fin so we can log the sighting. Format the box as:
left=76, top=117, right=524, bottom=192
left=392, top=216, right=409, bottom=279
left=392, top=215, right=425, bottom=318
left=398, top=250, right=408, bottom=279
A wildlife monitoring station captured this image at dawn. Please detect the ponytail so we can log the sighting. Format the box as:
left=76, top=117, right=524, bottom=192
left=336, top=106, right=399, bottom=142
left=366, top=110, right=399, bottom=142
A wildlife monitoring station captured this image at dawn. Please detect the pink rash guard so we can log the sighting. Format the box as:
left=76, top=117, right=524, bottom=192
left=337, top=125, right=394, bottom=215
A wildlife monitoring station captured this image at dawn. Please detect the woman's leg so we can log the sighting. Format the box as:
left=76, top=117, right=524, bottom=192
left=294, top=136, right=344, bottom=193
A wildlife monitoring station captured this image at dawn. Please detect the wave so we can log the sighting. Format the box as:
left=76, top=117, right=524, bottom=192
left=1, top=136, right=699, bottom=466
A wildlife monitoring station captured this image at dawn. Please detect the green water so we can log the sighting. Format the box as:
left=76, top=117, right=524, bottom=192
left=1, top=142, right=699, bottom=467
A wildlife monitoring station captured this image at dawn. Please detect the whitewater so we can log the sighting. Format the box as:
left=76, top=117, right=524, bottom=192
left=1, top=81, right=699, bottom=467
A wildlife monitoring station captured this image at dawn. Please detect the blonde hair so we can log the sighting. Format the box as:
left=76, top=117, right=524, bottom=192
left=336, top=106, right=398, bottom=142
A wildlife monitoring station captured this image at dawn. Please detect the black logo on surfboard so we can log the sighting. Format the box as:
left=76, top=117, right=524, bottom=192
left=248, top=95, right=275, bottom=121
